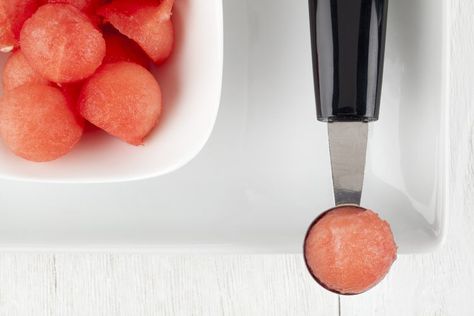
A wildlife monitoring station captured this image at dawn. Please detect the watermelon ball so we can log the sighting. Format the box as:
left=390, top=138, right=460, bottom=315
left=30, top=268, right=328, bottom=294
left=59, top=82, right=86, bottom=127
left=0, top=0, right=39, bottom=52
left=40, top=0, right=106, bottom=26
left=103, top=30, right=150, bottom=68
left=304, top=206, right=397, bottom=295
left=59, top=80, right=95, bottom=132
left=20, top=4, right=106, bottom=83
left=41, top=0, right=104, bottom=13
left=98, top=0, right=174, bottom=65
left=0, top=84, right=84, bottom=162
left=3, top=50, right=49, bottom=91
left=79, top=62, right=161, bottom=145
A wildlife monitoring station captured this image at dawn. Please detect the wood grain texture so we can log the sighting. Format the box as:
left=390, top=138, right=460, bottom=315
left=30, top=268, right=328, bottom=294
left=0, top=1, right=471, bottom=316
left=0, top=254, right=337, bottom=316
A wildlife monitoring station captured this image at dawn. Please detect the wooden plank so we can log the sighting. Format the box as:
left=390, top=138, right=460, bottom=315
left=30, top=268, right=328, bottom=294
left=0, top=254, right=337, bottom=315
left=0, top=254, right=56, bottom=316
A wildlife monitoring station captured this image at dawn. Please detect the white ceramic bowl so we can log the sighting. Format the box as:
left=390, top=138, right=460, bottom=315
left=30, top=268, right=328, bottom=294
left=0, top=0, right=223, bottom=183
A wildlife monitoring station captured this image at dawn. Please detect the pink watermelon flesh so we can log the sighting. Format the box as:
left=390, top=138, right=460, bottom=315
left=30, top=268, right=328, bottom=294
left=0, top=0, right=39, bottom=51
left=20, top=4, right=106, bottom=83
left=79, top=62, right=161, bottom=145
left=3, top=49, right=49, bottom=91
left=0, top=84, right=84, bottom=162
left=59, top=82, right=86, bottom=127
left=103, top=29, right=150, bottom=67
left=304, top=207, right=397, bottom=295
left=41, top=0, right=104, bottom=12
left=59, top=81, right=96, bottom=132
left=41, top=0, right=106, bottom=25
left=98, top=0, right=174, bottom=65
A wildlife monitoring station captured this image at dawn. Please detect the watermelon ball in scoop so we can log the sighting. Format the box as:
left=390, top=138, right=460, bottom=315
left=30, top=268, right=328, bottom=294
left=79, top=62, right=162, bottom=145
left=0, top=84, right=83, bottom=162
left=304, top=206, right=397, bottom=295
left=3, top=50, right=49, bottom=91
left=98, top=0, right=174, bottom=65
left=0, top=0, right=39, bottom=52
left=20, top=4, right=106, bottom=83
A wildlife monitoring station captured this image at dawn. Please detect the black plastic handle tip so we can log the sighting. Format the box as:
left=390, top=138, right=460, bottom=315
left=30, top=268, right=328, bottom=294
left=309, top=0, right=389, bottom=122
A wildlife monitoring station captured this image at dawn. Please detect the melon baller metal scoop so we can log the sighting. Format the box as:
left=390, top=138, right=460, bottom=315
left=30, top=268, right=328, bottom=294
left=304, top=0, right=389, bottom=292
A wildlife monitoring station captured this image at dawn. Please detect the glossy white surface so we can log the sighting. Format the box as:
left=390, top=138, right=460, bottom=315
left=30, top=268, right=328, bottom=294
left=0, top=0, right=223, bottom=183
left=0, top=0, right=446, bottom=253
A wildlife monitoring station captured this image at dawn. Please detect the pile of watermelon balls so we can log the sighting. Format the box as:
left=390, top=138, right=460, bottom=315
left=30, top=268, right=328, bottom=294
left=0, top=0, right=174, bottom=162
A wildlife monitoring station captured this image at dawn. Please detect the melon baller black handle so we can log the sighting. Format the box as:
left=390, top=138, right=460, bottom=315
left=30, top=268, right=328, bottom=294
left=308, top=0, right=389, bottom=122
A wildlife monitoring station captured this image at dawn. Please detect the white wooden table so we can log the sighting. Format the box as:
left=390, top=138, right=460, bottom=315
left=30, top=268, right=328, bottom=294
left=0, top=1, right=472, bottom=315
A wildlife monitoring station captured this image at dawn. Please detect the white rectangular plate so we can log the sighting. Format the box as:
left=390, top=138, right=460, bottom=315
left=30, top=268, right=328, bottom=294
left=0, top=0, right=448, bottom=253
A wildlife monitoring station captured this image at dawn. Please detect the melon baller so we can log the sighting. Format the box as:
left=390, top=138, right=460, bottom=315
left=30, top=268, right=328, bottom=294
left=304, top=0, right=389, bottom=292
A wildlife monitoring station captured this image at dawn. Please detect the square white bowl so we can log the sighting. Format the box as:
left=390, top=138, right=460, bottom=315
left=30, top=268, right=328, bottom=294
left=0, top=0, right=223, bottom=183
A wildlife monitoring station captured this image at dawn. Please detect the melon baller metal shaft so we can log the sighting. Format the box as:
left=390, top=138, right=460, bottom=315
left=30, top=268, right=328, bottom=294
left=308, top=0, right=389, bottom=207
